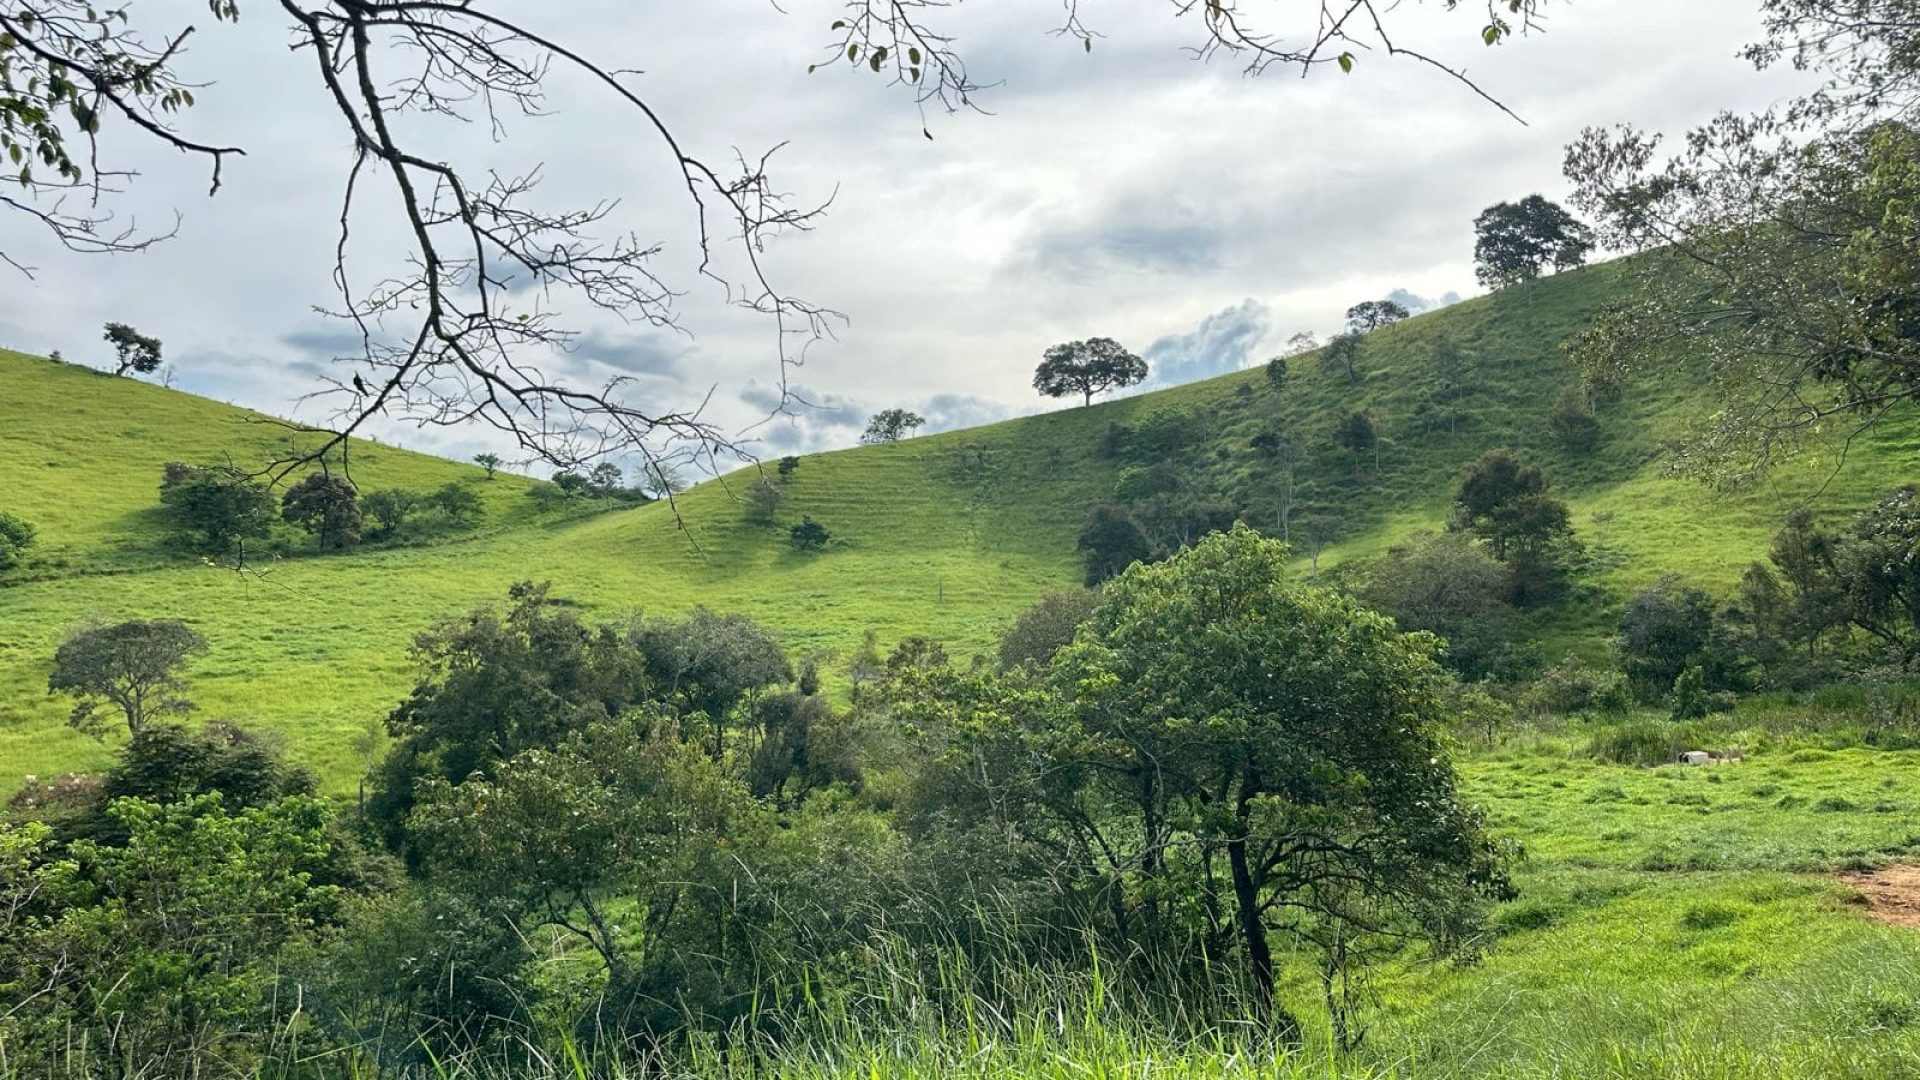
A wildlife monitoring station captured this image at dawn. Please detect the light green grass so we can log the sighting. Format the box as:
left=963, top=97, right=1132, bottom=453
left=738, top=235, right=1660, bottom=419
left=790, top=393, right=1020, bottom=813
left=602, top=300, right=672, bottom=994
left=6, top=261, right=1920, bottom=791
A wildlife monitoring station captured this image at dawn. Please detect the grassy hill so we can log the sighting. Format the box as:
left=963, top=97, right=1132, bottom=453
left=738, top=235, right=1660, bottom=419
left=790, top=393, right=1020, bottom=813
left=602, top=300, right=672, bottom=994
left=5, top=260, right=1919, bottom=791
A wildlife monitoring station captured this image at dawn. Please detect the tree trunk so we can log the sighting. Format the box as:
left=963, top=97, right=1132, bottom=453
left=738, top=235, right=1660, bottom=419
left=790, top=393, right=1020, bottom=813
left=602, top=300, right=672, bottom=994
left=1227, top=832, right=1299, bottom=1041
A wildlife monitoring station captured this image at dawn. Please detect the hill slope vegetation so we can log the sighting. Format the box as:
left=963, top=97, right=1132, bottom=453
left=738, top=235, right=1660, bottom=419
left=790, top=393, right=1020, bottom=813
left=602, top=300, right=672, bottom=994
left=4, top=260, right=1918, bottom=788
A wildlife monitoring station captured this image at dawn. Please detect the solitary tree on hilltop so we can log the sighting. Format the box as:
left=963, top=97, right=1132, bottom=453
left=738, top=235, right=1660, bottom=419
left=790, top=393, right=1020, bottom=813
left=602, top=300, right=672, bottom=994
left=1034, top=338, right=1147, bottom=407
left=861, top=408, right=926, bottom=443
left=1473, top=196, right=1594, bottom=289
left=1346, top=299, right=1410, bottom=333
left=49, top=619, right=207, bottom=737
left=472, top=453, right=502, bottom=479
left=103, top=322, right=161, bottom=377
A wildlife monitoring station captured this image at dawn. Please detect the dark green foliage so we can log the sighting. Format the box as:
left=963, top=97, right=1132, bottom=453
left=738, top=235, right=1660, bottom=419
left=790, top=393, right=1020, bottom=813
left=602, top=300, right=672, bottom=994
left=0, top=509, right=34, bottom=569
left=588, top=461, right=625, bottom=495
left=1548, top=385, right=1601, bottom=451
left=105, top=721, right=317, bottom=810
left=552, top=469, right=589, bottom=495
left=1617, top=577, right=1752, bottom=701
left=1334, top=410, right=1377, bottom=454
left=1324, top=330, right=1365, bottom=383
left=1522, top=655, right=1633, bottom=717
left=903, top=528, right=1509, bottom=1031
left=632, top=607, right=791, bottom=754
left=1077, top=502, right=1152, bottom=584
left=472, top=451, right=502, bottom=478
left=157, top=463, right=275, bottom=550
left=281, top=472, right=363, bottom=550
left=1449, top=450, right=1577, bottom=604
left=103, top=320, right=162, bottom=376
left=1738, top=490, right=1920, bottom=665
left=366, top=582, right=657, bottom=848
left=777, top=455, right=801, bottom=479
left=1473, top=195, right=1594, bottom=288
left=430, top=482, right=482, bottom=525
left=1264, top=354, right=1288, bottom=393
left=0, top=795, right=341, bottom=1075
left=48, top=619, right=207, bottom=737
left=1033, top=337, right=1148, bottom=406
left=998, top=587, right=1101, bottom=670
left=862, top=407, right=927, bottom=443
left=1347, top=298, right=1411, bottom=333
left=789, top=515, right=831, bottom=552
left=1352, top=532, right=1524, bottom=681
left=362, top=487, right=421, bottom=539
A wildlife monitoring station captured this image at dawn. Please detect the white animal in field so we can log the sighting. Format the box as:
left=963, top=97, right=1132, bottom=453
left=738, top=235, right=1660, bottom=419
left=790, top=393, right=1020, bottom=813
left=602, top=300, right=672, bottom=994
left=1678, top=750, right=1712, bottom=766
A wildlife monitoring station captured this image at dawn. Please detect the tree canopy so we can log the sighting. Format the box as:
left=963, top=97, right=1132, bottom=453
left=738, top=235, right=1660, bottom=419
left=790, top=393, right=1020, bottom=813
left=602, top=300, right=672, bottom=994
left=1034, top=338, right=1148, bottom=407
left=48, top=619, right=208, bottom=737
left=861, top=408, right=927, bottom=443
left=1471, top=195, right=1594, bottom=288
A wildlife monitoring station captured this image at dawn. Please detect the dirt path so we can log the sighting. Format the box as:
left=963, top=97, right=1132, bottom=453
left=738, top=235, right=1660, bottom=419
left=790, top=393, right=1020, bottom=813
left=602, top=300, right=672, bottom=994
left=1839, top=866, right=1920, bottom=929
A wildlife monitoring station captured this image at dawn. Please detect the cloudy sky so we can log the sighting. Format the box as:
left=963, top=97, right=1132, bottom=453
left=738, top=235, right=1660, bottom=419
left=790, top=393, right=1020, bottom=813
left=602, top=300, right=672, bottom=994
left=1, top=1, right=1813, bottom=473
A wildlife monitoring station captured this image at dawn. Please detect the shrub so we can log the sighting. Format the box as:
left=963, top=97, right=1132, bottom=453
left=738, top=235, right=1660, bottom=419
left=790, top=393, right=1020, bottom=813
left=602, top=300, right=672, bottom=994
left=0, top=510, right=35, bottom=569
left=1586, top=719, right=1700, bottom=767
left=430, top=483, right=482, bottom=525
left=157, top=464, right=275, bottom=550
left=789, top=516, right=830, bottom=552
left=1522, top=655, right=1632, bottom=717
left=281, top=473, right=363, bottom=550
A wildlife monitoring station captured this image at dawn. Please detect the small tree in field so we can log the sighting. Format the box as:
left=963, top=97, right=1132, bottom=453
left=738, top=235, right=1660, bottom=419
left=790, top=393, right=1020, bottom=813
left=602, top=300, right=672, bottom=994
left=745, top=476, right=784, bottom=523
left=431, top=483, right=483, bottom=525
left=157, top=464, right=275, bottom=551
left=861, top=408, right=926, bottom=443
left=363, top=489, right=421, bottom=540
left=48, top=620, right=207, bottom=737
left=102, top=322, right=162, bottom=377
left=281, top=473, right=363, bottom=550
left=0, top=512, right=35, bottom=570
left=1323, top=330, right=1365, bottom=384
left=472, top=452, right=502, bottom=479
left=789, top=516, right=830, bottom=552
left=1345, top=299, right=1410, bottom=333
left=1033, top=337, right=1147, bottom=406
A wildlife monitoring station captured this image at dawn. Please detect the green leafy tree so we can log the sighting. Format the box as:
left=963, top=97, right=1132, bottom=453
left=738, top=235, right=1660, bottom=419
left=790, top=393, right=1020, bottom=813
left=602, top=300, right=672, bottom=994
left=1323, top=329, right=1365, bottom=383
left=0, top=509, right=35, bottom=569
left=366, top=582, right=657, bottom=848
left=789, top=515, right=831, bottom=552
left=408, top=716, right=799, bottom=1038
left=362, top=488, right=421, bottom=539
left=1547, top=384, right=1601, bottom=451
left=1345, top=298, right=1410, bottom=333
left=777, top=455, right=802, bottom=480
left=102, top=321, right=162, bottom=376
left=472, top=452, right=502, bottom=478
left=103, top=721, right=317, bottom=811
left=430, top=482, right=483, bottom=525
left=281, top=472, right=363, bottom=550
left=861, top=408, right=927, bottom=443
left=157, top=464, right=275, bottom=550
left=745, top=475, right=784, bottom=522
left=48, top=619, right=207, bottom=737
left=1472, top=195, right=1593, bottom=289
left=1449, top=449, right=1572, bottom=560
left=1264, top=354, right=1289, bottom=395
left=1, top=794, right=340, bottom=1075
left=997, top=587, right=1102, bottom=670
left=1352, top=532, right=1522, bottom=681
left=588, top=461, right=625, bottom=495
left=1616, top=577, right=1751, bottom=700
left=914, top=528, right=1510, bottom=1036
left=1076, top=502, right=1153, bottom=585
left=632, top=608, right=792, bottom=755
left=1334, top=410, right=1377, bottom=456
left=1033, top=337, right=1147, bottom=406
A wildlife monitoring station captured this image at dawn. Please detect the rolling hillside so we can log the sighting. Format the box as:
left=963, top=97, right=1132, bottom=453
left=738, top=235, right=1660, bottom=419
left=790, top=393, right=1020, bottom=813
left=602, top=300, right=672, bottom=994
left=5, top=259, right=1918, bottom=791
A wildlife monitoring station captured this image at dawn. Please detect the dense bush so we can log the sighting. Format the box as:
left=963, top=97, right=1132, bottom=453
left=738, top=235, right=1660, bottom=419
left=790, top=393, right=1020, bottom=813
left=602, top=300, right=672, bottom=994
left=0, top=509, right=35, bottom=569
left=157, top=463, right=275, bottom=550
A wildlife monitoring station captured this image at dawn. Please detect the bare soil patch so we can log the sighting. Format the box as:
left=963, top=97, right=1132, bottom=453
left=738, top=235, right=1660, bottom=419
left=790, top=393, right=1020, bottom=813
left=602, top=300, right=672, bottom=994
left=1839, top=865, right=1920, bottom=929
